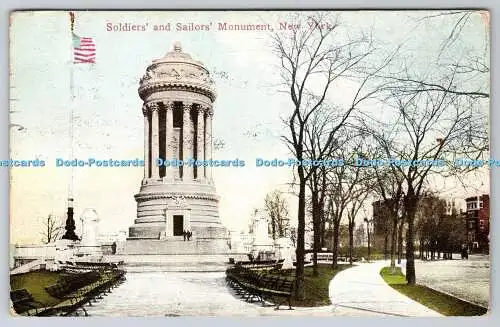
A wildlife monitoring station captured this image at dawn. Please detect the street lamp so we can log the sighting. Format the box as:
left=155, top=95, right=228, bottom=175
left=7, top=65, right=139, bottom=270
left=364, top=218, right=372, bottom=261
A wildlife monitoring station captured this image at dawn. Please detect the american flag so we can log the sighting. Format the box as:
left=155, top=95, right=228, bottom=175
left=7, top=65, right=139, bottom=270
left=72, top=33, right=96, bottom=64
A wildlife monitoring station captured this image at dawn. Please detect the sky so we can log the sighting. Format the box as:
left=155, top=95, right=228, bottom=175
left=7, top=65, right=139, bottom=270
left=9, top=11, right=490, bottom=244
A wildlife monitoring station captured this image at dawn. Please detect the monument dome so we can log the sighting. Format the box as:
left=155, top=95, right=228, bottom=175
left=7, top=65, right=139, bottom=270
left=138, top=41, right=216, bottom=104
left=126, top=42, right=229, bottom=256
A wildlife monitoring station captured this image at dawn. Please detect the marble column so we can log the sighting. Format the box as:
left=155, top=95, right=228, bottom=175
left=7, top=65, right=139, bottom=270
left=165, top=101, right=174, bottom=180
left=150, top=102, right=160, bottom=179
left=196, top=105, right=205, bottom=180
left=205, top=108, right=213, bottom=183
left=182, top=102, right=193, bottom=180
left=143, top=104, right=150, bottom=179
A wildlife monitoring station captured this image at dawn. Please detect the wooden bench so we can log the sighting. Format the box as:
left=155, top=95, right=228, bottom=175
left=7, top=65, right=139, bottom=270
left=255, top=274, right=294, bottom=310
left=226, top=267, right=294, bottom=309
left=236, top=259, right=285, bottom=270
left=10, top=289, right=42, bottom=313
left=46, top=271, right=101, bottom=298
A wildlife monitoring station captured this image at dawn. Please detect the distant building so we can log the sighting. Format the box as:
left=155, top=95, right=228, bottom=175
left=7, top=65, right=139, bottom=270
left=372, top=199, right=395, bottom=254
left=354, top=224, right=367, bottom=247
left=372, top=199, right=393, bottom=234
left=464, top=194, right=489, bottom=253
left=372, top=195, right=458, bottom=257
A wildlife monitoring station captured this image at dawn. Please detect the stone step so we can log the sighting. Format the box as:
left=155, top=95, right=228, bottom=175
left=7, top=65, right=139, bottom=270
left=103, top=253, right=249, bottom=272
left=124, top=238, right=230, bottom=255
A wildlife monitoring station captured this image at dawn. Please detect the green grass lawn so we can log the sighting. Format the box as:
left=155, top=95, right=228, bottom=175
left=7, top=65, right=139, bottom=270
left=10, top=270, right=61, bottom=308
left=380, top=266, right=487, bottom=316
left=269, top=263, right=351, bottom=307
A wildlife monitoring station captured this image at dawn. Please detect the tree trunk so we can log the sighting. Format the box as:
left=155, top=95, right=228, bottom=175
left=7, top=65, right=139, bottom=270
left=295, top=170, right=306, bottom=300
left=348, top=221, right=354, bottom=265
left=331, top=221, right=340, bottom=270
left=397, top=217, right=404, bottom=264
left=384, top=233, right=389, bottom=260
left=405, top=194, right=417, bottom=285
left=271, top=217, right=276, bottom=241
left=390, top=216, right=397, bottom=268
left=320, top=218, right=326, bottom=248
left=312, top=190, right=320, bottom=277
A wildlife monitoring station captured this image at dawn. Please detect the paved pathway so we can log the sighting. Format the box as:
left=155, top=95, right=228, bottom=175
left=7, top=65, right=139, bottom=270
left=329, top=261, right=442, bottom=317
left=80, top=261, right=441, bottom=317
left=82, top=271, right=384, bottom=316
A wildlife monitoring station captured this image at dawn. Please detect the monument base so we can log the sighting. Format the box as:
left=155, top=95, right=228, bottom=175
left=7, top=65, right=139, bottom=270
left=105, top=253, right=248, bottom=272
left=125, top=238, right=230, bottom=255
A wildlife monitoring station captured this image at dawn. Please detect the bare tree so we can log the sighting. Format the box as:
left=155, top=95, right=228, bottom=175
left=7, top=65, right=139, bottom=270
left=336, top=133, right=373, bottom=265
left=326, top=139, right=366, bottom=269
left=354, top=224, right=365, bottom=247
left=388, top=11, right=490, bottom=101
left=368, top=156, right=405, bottom=268
left=271, top=11, right=395, bottom=297
left=346, top=192, right=370, bottom=265
left=264, top=190, right=290, bottom=240
left=40, top=214, right=63, bottom=244
left=303, top=107, right=338, bottom=276
left=366, top=70, right=487, bottom=284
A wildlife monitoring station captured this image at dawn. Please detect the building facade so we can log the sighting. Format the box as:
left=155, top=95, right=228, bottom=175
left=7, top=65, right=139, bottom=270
left=371, top=199, right=395, bottom=253
left=464, top=194, right=490, bottom=253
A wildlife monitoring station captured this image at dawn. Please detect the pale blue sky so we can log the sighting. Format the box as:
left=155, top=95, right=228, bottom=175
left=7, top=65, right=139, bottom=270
left=9, top=11, right=489, bottom=243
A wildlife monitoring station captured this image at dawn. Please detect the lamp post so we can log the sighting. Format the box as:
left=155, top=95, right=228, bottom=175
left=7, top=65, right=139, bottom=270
left=364, top=218, right=372, bottom=261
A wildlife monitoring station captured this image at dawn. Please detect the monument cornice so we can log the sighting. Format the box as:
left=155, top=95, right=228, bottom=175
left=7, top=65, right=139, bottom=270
left=134, top=192, right=220, bottom=202
left=138, top=82, right=216, bottom=102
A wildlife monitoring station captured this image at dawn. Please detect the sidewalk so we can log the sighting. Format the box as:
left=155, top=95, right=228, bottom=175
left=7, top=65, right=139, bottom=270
left=329, top=261, right=442, bottom=317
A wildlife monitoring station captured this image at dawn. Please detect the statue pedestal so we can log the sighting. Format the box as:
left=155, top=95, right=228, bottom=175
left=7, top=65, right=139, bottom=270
left=275, top=237, right=294, bottom=269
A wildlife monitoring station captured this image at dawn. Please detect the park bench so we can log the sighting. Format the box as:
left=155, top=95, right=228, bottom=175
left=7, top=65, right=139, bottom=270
left=235, top=259, right=285, bottom=270
left=226, top=267, right=294, bottom=309
left=46, top=271, right=101, bottom=298
left=46, top=283, right=70, bottom=298
left=10, top=289, right=43, bottom=313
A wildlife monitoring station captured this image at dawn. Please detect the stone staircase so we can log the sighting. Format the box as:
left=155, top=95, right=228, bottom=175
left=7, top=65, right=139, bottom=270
left=125, top=238, right=229, bottom=255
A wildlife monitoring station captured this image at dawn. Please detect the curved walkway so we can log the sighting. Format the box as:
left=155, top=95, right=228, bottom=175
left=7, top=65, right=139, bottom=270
left=74, top=262, right=442, bottom=316
left=329, top=261, right=442, bottom=317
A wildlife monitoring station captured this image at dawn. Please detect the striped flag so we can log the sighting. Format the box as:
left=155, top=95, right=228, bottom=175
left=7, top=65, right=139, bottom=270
left=70, top=12, right=95, bottom=64
left=72, top=33, right=96, bottom=64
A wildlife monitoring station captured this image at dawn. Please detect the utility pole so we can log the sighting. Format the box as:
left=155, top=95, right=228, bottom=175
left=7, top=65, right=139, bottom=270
left=364, top=218, right=372, bottom=261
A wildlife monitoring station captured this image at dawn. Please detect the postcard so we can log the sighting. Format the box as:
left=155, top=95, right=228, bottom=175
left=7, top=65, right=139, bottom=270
left=8, top=10, right=490, bottom=317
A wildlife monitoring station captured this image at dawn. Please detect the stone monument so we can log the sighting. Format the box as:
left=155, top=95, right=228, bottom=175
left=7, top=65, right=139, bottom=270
left=250, top=214, right=274, bottom=260
left=274, top=237, right=294, bottom=269
left=78, top=208, right=103, bottom=257
left=126, top=42, right=229, bottom=256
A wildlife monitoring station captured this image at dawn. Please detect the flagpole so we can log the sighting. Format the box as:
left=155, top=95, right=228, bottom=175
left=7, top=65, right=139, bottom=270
left=69, top=45, right=74, bottom=204
left=69, top=11, right=74, bottom=208
left=62, top=11, right=78, bottom=241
